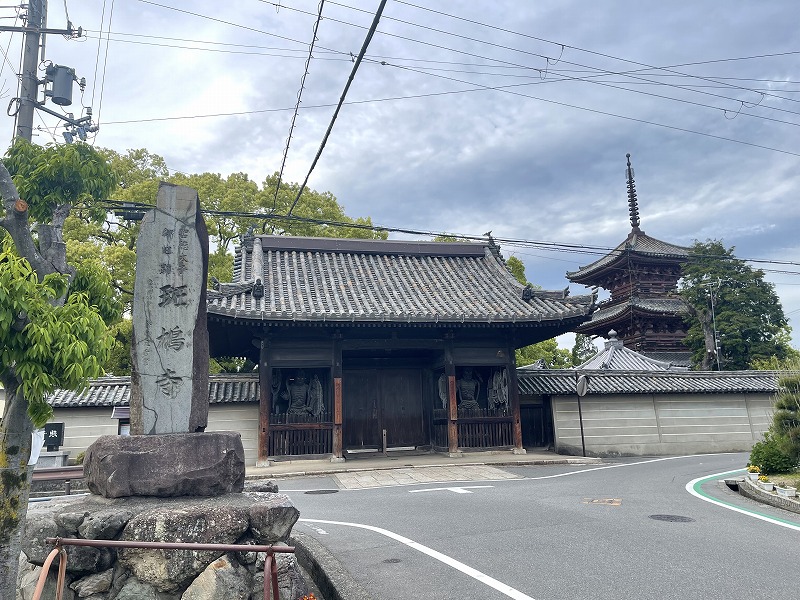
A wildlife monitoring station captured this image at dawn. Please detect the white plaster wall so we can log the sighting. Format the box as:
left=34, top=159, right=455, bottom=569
left=49, top=403, right=260, bottom=465
left=49, top=407, right=119, bottom=461
left=552, top=393, right=775, bottom=456
left=205, top=404, right=259, bottom=465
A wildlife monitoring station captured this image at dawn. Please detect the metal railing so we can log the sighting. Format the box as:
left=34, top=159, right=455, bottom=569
left=31, top=537, right=295, bottom=600
left=31, top=465, right=85, bottom=495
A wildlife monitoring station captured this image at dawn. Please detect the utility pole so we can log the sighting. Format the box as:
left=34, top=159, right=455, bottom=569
left=15, top=0, right=44, bottom=141
left=7, top=0, right=89, bottom=142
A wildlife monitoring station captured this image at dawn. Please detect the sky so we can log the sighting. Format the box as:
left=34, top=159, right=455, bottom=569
left=1, top=1, right=799, bottom=349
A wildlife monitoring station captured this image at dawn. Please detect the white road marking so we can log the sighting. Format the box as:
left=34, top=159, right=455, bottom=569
left=303, top=523, right=329, bottom=535
left=299, top=518, right=537, bottom=600
left=686, top=470, right=800, bottom=532
left=409, top=485, right=494, bottom=494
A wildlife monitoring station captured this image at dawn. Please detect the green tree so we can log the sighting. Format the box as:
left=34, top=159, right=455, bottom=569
left=679, top=240, right=794, bottom=370
left=516, top=339, right=573, bottom=368
left=432, top=234, right=459, bottom=242
left=571, top=334, right=597, bottom=366
left=771, top=369, right=800, bottom=467
left=0, top=140, right=118, bottom=595
left=506, top=256, right=527, bottom=287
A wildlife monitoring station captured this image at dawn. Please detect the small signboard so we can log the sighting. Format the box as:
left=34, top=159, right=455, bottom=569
left=43, top=422, right=64, bottom=451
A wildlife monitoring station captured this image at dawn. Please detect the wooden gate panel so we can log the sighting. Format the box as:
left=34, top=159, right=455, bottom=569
left=380, top=369, right=425, bottom=447
left=343, top=370, right=381, bottom=448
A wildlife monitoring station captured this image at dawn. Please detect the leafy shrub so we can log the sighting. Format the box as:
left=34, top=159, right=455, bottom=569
left=75, top=451, right=85, bottom=465
left=749, top=432, right=797, bottom=475
left=772, top=372, right=800, bottom=463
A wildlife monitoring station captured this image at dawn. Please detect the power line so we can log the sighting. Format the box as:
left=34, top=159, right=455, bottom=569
left=135, top=0, right=332, bottom=55
left=92, top=0, right=114, bottom=136
left=79, top=28, right=800, bottom=94
left=81, top=32, right=351, bottom=61
left=99, top=198, right=800, bottom=277
left=286, top=0, right=388, bottom=217
left=392, top=0, right=800, bottom=107
left=379, top=61, right=800, bottom=158
left=273, top=0, right=326, bottom=212
left=90, top=1, right=107, bottom=109
left=146, top=0, right=800, bottom=125
left=279, top=0, right=800, bottom=119
left=79, top=29, right=800, bottom=86
left=0, top=8, right=19, bottom=79
left=391, top=60, right=800, bottom=129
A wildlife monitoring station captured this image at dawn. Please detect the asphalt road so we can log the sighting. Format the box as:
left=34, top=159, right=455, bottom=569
left=281, top=453, right=799, bottom=600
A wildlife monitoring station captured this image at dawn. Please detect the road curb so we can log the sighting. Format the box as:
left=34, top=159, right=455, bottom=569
left=738, top=477, right=800, bottom=515
left=291, top=531, right=373, bottom=600
left=246, top=457, right=601, bottom=480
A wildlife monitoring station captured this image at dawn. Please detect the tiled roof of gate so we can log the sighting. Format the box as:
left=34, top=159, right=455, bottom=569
left=517, top=369, right=779, bottom=395
left=48, top=375, right=260, bottom=408
left=567, top=231, right=689, bottom=282
left=207, top=236, right=595, bottom=325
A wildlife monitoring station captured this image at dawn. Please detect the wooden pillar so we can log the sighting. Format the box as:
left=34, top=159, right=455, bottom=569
left=332, top=333, right=345, bottom=462
left=506, top=342, right=526, bottom=455
left=256, top=337, right=272, bottom=466
left=444, top=336, right=460, bottom=456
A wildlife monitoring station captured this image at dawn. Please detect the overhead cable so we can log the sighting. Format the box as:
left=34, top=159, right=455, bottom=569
left=98, top=198, right=800, bottom=277
left=273, top=0, right=326, bottom=212
left=286, top=0, right=388, bottom=217
left=392, top=0, right=800, bottom=106
left=273, top=1, right=800, bottom=118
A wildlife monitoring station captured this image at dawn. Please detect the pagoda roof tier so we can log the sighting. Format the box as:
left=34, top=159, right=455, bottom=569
left=567, top=230, right=689, bottom=284
left=207, top=235, right=596, bottom=328
left=575, top=297, right=688, bottom=335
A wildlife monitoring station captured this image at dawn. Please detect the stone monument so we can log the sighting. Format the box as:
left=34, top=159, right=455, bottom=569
left=84, top=182, right=244, bottom=498
left=130, top=182, right=209, bottom=434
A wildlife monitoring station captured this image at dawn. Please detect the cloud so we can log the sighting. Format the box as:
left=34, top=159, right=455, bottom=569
left=3, top=0, right=798, bottom=345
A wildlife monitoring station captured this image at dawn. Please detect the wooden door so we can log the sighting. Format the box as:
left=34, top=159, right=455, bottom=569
left=343, top=370, right=381, bottom=448
left=343, top=369, right=425, bottom=449
left=380, top=369, right=425, bottom=447
left=521, top=405, right=545, bottom=447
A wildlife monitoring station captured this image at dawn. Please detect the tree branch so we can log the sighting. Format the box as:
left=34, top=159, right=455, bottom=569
left=0, top=164, right=54, bottom=278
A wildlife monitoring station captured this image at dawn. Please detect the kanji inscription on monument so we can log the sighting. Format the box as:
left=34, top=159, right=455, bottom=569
left=130, top=183, right=210, bottom=434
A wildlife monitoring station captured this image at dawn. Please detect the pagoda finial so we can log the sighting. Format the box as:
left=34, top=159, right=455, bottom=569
left=626, top=153, right=641, bottom=231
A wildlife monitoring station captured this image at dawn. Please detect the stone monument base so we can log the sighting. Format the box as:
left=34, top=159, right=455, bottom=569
left=19, top=489, right=308, bottom=598
left=84, top=432, right=245, bottom=499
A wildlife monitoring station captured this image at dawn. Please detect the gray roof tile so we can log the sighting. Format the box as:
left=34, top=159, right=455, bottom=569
left=577, top=335, right=689, bottom=371
left=579, top=297, right=688, bottom=329
left=568, top=232, right=688, bottom=282
left=49, top=374, right=260, bottom=409
left=209, top=236, right=595, bottom=325
left=518, top=369, right=779, bottom=395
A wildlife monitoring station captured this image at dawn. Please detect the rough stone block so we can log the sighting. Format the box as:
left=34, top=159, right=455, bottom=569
left=245, top=493, right=300, bottom=543
left=84, top=432, right=245, bottom=498
left=181, top=554, right=251, bottom=600
left=78, top=508, right=133, bottom=540
left=118, top=503, right=249, bottom=593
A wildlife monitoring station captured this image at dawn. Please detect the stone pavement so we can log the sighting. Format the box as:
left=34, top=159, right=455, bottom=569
left=334, top=464, right=522, bottom=489
left=246, top=448, right=601, bottom=485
